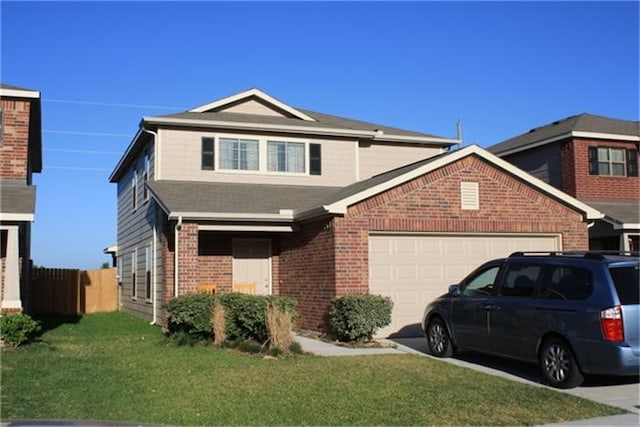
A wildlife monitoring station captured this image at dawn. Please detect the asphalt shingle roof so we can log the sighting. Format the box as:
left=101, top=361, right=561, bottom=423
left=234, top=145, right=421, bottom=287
left=489, top=113, right=640, bottom=155
left=579, top=199, right=640, bottom=226
left=0, top=181, right=36, bottom=215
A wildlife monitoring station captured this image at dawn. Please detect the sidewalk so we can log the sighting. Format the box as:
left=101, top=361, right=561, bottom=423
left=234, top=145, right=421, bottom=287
left=294, top=333, right=640, bottom=426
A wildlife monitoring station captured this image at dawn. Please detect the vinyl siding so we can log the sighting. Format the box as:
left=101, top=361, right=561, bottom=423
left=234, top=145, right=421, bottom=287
left=116, top=141, right=162, bottom=322
left=501, top=143, right=563, bottom=188
left=358, top=142, right=444, bottom=180
left=158, top=128, right=358, bottom=186
left=219, top=99, right=287, bottom=117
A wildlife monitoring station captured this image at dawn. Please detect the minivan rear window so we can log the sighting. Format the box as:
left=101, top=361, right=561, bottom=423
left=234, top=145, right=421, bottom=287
left=609, top=266, right=640, bottom=305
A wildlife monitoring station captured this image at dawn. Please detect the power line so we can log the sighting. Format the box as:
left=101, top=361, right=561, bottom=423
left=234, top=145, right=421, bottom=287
left=46, top=166, right=112, bottom=172
left=43, top=98, right=184, bottom=110
left=43, top=129, right=132, bottom=138
left=44, top=148, right=121, bottom=155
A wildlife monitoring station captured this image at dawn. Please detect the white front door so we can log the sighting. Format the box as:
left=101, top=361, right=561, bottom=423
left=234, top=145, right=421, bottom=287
left=232, top=239, right=271, bottom=295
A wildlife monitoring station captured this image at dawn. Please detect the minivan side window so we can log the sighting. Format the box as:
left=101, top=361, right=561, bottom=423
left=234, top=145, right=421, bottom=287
left=609, top=266, right=639, bottom=304
left=462, top=265, right=501, bottom=297
left=539, top=266, right=593, bottom=301
left=499, top=263, right=541, bottom=298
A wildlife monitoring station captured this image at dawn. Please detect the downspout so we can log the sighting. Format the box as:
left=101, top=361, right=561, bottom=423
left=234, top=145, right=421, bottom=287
left=174, top=216, right=183, bottom=298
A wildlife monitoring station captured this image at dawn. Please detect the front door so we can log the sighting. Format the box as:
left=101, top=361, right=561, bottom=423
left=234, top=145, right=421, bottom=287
left=232, top=239, right=271, bottom=295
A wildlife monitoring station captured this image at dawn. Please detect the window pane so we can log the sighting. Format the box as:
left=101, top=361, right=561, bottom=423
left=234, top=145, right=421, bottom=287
left=288, top=142, right=305, bottom=172
left=540, top=266, right=593, bottom=301
left=240, top=139, right=259, bottom=170
left=219, top=138, right=236, bottom=169
left=610, top=148, right=625, bottom=163
left=612, top=163, right=625, bottom=176
left=597, top=147, right=609, bottom=161
left=462, top=266, right=500, bottom=296
left=598, top=162, right=610, bottom=175
left=499, top=263, right=540, bottom=298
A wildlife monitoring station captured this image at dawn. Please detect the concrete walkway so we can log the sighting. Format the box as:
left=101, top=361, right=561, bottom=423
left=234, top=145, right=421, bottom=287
left=294, top=333, right=640, bottom=426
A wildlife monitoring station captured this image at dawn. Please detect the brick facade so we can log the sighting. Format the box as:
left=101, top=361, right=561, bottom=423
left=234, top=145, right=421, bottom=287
left=562, top=138, right=640, bottom=200
left=0, top=99, right=32, bottom=181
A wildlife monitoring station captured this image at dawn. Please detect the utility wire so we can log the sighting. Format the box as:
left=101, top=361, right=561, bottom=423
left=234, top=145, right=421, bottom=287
left=44, top=129, right=132, bottom=138
left=43, top=98, right=184, bottom=110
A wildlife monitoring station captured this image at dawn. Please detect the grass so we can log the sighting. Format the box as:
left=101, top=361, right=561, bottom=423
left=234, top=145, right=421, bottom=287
left=1, top=312, right=625, bottom=426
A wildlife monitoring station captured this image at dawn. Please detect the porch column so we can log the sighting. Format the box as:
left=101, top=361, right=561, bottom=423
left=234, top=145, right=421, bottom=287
left=1, top=226, right=22, bottom=310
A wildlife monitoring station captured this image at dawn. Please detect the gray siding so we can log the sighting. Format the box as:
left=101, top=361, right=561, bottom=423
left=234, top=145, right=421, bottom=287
left=116, top=141, right=163, bottom=322
left=502, top=144, right=563, bottom=188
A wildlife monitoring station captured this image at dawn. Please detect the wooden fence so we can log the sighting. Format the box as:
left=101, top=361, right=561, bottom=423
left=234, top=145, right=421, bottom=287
left=31, top=267, right=118, bottom=315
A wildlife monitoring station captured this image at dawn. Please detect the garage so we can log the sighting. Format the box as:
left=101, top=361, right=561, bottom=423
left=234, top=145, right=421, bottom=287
left=369, top=233, right=561, bottom=337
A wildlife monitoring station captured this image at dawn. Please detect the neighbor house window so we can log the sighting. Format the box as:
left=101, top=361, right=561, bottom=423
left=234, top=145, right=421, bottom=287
left=202, top=137, right=215, bottom=170
left=145, top=245, right=152, bottom=301
left=219, top=138, right=259, bottom=170
left=131, top=249, right=138, bottom=299
left=589, top=147, right=638, bottom=177
left=267, top=141, right=305, bottom=173
left=310, top=143, right=321, bottom=175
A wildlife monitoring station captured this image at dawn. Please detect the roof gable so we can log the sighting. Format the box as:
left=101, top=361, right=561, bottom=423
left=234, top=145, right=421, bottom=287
left=189, top=88, right=316, bottom=121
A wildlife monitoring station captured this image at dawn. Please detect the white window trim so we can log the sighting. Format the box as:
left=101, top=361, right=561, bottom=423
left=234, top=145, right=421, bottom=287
left=132, top=248, right=138, bottom=300
left=132, top=169, right=138, bottom=212
left=208, top=133, right=313, bottom=176
left=145, top=245, right=152, bottom=303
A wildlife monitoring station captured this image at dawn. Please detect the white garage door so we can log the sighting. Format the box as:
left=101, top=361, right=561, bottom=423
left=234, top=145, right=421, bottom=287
left=369, top=233, right=561, bottom=338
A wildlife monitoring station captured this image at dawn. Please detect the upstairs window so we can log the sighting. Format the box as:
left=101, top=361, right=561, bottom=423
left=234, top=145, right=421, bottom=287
left=589, top=146, right=638, bottom=177
left=267, top=141, right=305, bottom=173
left=310, top=143, right=322, bottom=175
left=142, top=150, right=150, bottom=202
left=219, top=138, right=259, bottom=171
left=131, top=168, right=138, bottom=211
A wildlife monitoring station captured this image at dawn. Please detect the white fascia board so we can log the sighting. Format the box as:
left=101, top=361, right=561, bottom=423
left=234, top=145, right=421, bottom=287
left=168, top=211, right=295, bottom=222
left=374, top=134, right=460, bottom=145
left=0, top=213, right=34, bottom=221
left=144, top=116, right=374, bottom=138
left=109, top=127, right=144, bottom=182
left=199, top=224, right=295, bottom=232
left=495, top=130, right=640, bottom=157
left=572, top=131, right=640, bottom=142
left=324, top=144, right=604, bottom=220
left=189, top=88, right=317, bottom=122
left=492, top=133, right=572, bottom=156
left=0, top=88, right=40, bottom=99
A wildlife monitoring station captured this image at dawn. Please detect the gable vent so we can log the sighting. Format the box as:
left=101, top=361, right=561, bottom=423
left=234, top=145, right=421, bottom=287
left=460, top=182, right=479, bottom=210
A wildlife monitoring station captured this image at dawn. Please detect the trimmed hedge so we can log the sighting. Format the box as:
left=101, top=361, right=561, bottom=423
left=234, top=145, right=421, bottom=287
left=1, top=312, right=41, bottom=347
left=328, top=294, right=393, bottom=342
left=164, top=292, right=297, bottom=345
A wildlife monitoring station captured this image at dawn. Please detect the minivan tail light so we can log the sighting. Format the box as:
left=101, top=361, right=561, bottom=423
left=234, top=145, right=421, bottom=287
left=600, top=305, right=624, bottom=342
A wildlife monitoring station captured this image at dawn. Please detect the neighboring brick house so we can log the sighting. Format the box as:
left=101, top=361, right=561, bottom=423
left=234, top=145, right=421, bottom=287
left=0, top=83, right=42, bottom=313
left=488, top=114, right=639, bottom=253
left=110, top=89, right=601, bottom=337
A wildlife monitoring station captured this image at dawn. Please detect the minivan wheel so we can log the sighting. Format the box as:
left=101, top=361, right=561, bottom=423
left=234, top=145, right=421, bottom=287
left=426, top=317, right=453, bottom=357
left=539, top=337, right=584, bottom=389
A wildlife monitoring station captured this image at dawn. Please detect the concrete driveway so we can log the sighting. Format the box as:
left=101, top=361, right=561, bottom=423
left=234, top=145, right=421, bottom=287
left=390, top=337, right=640, bottom=416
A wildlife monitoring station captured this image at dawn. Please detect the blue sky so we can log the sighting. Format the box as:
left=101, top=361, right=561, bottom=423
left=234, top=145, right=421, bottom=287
left=2, top=1, right=638, bottom=269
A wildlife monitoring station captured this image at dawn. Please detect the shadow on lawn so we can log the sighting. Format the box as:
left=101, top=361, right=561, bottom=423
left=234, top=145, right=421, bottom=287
left=31, top=314, right=82, bottom=336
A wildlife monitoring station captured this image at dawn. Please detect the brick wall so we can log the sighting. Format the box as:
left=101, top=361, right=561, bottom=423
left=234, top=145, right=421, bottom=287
left=278, top=218, right=337, bottom=332
left=0, top=99, right=31, bottom=181
left=564, top=138, right=640, bottom=200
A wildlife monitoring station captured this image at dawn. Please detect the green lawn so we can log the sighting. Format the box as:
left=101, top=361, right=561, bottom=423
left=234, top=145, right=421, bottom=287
left=1, top=312, right=624, bottom=426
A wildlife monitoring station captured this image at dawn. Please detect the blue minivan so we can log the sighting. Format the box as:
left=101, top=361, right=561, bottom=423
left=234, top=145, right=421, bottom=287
left=422, top=252, right=639, bottom=388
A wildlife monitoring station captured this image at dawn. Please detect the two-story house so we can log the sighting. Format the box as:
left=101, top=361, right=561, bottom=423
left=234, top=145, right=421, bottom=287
left=488, top=114, right=639, bottom=253
left=0, top=83, right=42, bottom=313
left=110, top=89, right=601, bottom=337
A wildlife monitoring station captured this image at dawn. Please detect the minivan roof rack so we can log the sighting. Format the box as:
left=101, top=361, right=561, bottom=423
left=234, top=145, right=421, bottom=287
left=509, top=251, right=639, bottom=260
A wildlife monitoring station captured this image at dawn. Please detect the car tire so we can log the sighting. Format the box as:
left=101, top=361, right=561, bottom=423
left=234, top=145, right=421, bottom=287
left=426, top=317, right=454, bottom=358
left=539, top=337, right=584, bottom=389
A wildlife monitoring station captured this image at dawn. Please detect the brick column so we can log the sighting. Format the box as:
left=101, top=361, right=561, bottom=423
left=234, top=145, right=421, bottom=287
left=177, top=222, right=199, bottom=295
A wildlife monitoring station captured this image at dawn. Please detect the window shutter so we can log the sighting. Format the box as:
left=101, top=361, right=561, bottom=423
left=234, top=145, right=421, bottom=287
left=588, top=147, right=599, bottom=175
left=310, top=143, right=321, bottom=175
left=627, top=149, right=638, bottom=177
left=202, top=137, right=215, bottom=170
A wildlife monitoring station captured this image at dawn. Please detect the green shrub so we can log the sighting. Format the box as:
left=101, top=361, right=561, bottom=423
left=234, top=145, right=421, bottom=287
left=328, top=294, right=393, bottom=342
left=165, top=292, right=216, bottom=339
left=0, top=312, right=41, bottom=347
left=165, top=292, right=297, bottom=347
left=217, top=293, right=297, bottom=343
